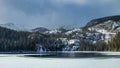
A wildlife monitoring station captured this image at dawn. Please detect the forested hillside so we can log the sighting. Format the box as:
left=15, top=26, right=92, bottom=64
left=0, top=15, right=120, bottom=52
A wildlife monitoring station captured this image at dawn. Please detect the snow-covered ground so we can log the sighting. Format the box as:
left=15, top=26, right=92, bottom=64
left=0, top=52, right=120, bottom=68
left=0, top=56, right=120, bottom=68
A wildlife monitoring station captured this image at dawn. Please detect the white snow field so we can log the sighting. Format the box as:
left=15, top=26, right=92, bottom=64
left=0, top=54, right=120, bottom=68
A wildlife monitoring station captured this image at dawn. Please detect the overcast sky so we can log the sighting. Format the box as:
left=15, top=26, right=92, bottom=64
left=0, top=0, right=120, bottom=29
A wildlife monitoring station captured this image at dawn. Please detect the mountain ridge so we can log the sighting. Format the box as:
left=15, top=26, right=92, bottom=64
left=86, top=15, right=120, bottom=27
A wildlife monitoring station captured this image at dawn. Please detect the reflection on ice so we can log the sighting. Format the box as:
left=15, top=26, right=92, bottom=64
left=22, top=52, right=120, bottom=59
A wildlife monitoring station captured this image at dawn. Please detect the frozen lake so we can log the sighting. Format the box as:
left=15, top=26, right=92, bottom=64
left=0, top=52, right=120, bottom=68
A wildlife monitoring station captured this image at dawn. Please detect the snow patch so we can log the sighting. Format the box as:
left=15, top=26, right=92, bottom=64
left=45, top=29, right=61, bottom=34
left=65, top=28, right=82, bottom=35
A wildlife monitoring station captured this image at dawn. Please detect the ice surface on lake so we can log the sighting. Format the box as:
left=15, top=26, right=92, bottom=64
left=0, top=55, right=120, bottom=68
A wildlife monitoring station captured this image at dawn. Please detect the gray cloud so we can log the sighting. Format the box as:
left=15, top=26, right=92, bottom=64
left=0, top=0, right=120, bottom=29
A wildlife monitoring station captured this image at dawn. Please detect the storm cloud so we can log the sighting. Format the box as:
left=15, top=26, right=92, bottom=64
left=0, top=0, right=120, bottom=29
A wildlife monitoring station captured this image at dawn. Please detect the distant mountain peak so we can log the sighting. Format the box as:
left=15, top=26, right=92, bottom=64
left=32, top=27, right=49, bottom=32
left=4, top=22, right=15, bottom=26
left=0, top=23, right=30, bottom=31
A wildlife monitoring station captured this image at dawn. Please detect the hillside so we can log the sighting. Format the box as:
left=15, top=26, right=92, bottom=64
left=0, top=15, right=120, bottom=52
